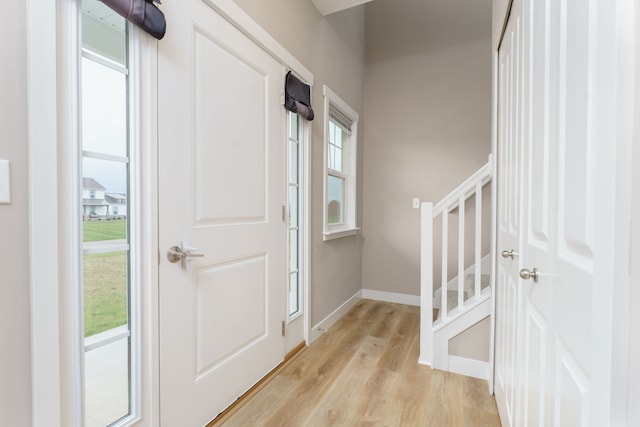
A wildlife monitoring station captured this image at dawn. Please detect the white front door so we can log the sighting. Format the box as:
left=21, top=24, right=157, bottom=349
left=157, top=1, right=286, bottom=425
left=496, top=0, right=617, bottom=425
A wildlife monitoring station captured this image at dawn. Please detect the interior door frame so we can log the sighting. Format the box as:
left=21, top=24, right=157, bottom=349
left=28, top=0, right=313, bottom=426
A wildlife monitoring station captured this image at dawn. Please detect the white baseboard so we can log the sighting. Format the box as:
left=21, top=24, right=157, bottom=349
left=418, top=356, right=432, bottom=367
left=309, top=290, right=362, bottom=344
left=362, top=289, right=420, bottom=306
left=448, top=355, right=489, bottom=380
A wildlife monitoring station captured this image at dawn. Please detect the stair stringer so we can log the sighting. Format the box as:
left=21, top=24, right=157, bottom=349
left=432, top=296, right=491, bottom=379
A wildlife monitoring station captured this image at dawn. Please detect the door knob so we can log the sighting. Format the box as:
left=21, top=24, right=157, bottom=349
left=167, top=246, right=204, bottom=262
left=167, top=242, right=204, bottom=270
left=519, top=268, right=539, bottom=283
left=501, top=249, right=517, bottom=259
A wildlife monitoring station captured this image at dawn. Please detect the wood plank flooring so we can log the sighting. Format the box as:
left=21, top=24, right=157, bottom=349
left=209, top=299, right=501, bottom=427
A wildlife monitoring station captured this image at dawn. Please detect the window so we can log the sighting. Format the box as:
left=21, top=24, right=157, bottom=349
left=323, top=86, right=359, bottom=240
left=288, top=112, right=303, bottom=317
left=80, top=1, right=137, bottom=425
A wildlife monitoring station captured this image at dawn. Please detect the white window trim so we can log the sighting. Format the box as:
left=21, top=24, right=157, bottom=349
left=29, top=1, right=74, bottom=425
left=322, top=85, right=360, bottom=241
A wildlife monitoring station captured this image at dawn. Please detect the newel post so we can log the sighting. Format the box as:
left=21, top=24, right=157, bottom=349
left=419, top=202, right=434, bottom=366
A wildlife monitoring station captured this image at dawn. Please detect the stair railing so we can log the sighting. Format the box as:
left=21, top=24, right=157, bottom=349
left=419, top=155, right=492, bottom=366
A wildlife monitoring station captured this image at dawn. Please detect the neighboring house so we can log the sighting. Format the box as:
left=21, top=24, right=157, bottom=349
left=105, top=193, right=126, bottom=217
left=82, top=177, right=127, bottom=218
left=82, top=177, right=108, bottom=217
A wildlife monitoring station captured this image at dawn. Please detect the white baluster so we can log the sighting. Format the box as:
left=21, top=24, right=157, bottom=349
left=441, top=212, right=448, bottom=321
left=475, top=182, right=482, bottom=299
left=419, top=202, right=434, bottom=365
left=458, top=196, right=465, bottom=310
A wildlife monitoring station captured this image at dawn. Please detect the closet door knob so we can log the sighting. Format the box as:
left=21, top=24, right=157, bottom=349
left=501, top=249, right=517, bottom=259
left=519, top=268, right=539, bottom=283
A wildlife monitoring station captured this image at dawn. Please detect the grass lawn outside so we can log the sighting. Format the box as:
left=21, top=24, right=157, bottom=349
left=83, top=219, right=128, bottom=338
left=84, top=251, right=128, bottom=337
left=83, top=219, right=126, bottom=242
left=328, top=215, right=340, bottom=224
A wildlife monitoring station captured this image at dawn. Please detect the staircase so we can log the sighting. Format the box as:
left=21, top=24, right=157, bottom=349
left=419, top=156, right=493, bottom=381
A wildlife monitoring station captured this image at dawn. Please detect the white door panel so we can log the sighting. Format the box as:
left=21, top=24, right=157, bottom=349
left=519, top=0, right=557, bottom=424
left=158, top=1, right=286, bottom=425
left=522, top=303, right=547, bottom=426
left=495, top=1, right=523, bottom=423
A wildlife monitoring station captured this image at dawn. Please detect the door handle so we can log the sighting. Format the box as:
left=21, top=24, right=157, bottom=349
left=501, top=249, right=517, bottom=259
left=167, top=246, right=204, bottom=262
left=167, top=242, right=204, bottom=270
left=519, top=268, right=539, bottom=283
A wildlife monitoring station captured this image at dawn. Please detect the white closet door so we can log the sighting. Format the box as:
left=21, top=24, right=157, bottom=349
left=496, top=0, right=618, bottom=425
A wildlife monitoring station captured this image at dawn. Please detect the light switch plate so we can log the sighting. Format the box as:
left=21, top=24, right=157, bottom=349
left=412, top=198, right=420, bottom=209
left=0, top=160, right=11, bottom=204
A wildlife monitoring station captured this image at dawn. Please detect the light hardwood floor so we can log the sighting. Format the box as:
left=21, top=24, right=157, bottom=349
left=209, top=299, right=501, bottom=427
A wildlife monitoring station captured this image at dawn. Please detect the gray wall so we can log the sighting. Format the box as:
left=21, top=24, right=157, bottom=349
left=450, top=317, right=491, bottom=360
left=231, top=0, right=366, bottom=327
left=362, top=37, right=492, bottom=297
left=0, top=2, right=32, bottom=425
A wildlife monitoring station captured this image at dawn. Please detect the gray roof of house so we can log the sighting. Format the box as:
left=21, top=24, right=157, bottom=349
left=105, top=194, right=127, bottom=204
left=83, top=177, right=106, bottom=190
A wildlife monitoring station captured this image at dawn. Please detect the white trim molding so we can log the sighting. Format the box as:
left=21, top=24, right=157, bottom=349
left=135, top=27, right=161, bottom=426
left=448, top=355, right=490, bottom=381
left=308, top=289, right=421, bottom=346
left=489, top=48, right=499, bottom=396
left=202, top=0, right=312, bottom=85
left=323, top=227, right=360, bottom=241
left=362, top=289, right=420, bottom=306
left=322, top=85, right=360, bottom=241
left=311, top=0, right=375, bottom=16
left=309, top=290, right=362, bottom=344
left=28, top=0, right=63, bottom=425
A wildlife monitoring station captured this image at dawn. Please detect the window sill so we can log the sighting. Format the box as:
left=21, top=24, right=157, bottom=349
left=323, top=227, right=360, bottom=241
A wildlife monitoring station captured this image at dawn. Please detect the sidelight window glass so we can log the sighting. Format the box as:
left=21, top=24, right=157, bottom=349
left=80, top=1, right=135, bottom=425
left=288, top=112, right=302, bottom=317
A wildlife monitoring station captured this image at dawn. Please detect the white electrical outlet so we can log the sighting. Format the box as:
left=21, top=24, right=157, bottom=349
left=412, top=198, right=420, bottom=209
left=0, top=160, right=10, bottom=204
